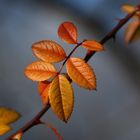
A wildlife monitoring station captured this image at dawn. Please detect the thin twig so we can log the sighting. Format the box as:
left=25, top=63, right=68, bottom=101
left=58, top=41, right=83, bottom=74
left=84, top=9, right=138, bottom=62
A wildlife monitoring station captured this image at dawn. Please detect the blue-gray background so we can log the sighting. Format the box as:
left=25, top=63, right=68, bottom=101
left=0, top=0, right=140, bottom=140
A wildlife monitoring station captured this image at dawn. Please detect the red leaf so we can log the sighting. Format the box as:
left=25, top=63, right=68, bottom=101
left=38, top=81, right=50, bottom=105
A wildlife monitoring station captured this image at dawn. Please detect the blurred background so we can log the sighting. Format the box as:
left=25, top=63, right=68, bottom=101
left=0, top=0, right=140, bottom=140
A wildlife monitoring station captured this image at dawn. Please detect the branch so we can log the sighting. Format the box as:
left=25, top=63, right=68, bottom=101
left=84, top=9, right=139, bottom=62
left=5, top=6, right=139, bottom=140
left=58, top=41, right=83, bottom=74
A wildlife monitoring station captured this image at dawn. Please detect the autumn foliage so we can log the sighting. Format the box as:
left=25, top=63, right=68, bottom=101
left=0, top=107, right=20, bottom=135
left=1, top=3, right=140, bottom=140
left=122, top=4, right=140, bottom=43
left=24, top=21, right=103, bottom=123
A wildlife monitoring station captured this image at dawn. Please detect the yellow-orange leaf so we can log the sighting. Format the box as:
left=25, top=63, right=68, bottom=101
left=24, top=61, right=57, bottom=81
left=122, top=4, right=135, bottom=13
left=32, top=40, right=66, bottom=63
left=121, top=4, right=140, bottom=17
left=0, top=107, right=21, bottom=125
left=13, top=132, right=23, bottom=140
left=49, top=75, right=74, bottom=122
left=124, top=20, right=140, bottom=43
left=66, top=58, right=96, bottom=90
left=58, top=22, right=78, bottom=44
left=0, top=124, right=11, bottom=136
left=82, top=40, right=104, bottom=51
left=38, top=82, right=50, bottom=105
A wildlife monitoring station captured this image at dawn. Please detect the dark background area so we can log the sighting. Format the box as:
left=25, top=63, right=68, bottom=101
left=0, top=0, right=140, bottom=140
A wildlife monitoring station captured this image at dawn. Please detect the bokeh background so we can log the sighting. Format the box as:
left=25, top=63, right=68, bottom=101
left=0, top=0, right=140, bottom=140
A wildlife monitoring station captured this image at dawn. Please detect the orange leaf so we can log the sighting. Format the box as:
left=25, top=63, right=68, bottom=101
left=38, top=81, right=50, bottom=94
left=58, top=22, right=78, bottom=44
left=32, top=40, right=66, bottom=63
left=24, top=61, right=57, bottom=81
left=82, top=40, right=104, bottom=51
left=49, top=75, right=74, bottom=122
left=124, top=20, right=140, bottom=43
left=38, top=82, right=50, bottom=105
left=66, top=57, right=96, bottom=90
